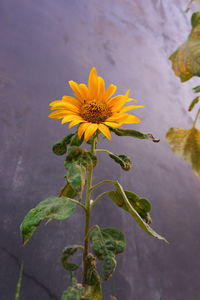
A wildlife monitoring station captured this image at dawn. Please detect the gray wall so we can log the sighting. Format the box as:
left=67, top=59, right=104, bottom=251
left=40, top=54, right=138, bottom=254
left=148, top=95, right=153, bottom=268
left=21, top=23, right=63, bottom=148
left=1, top=0, right=200, bottom=299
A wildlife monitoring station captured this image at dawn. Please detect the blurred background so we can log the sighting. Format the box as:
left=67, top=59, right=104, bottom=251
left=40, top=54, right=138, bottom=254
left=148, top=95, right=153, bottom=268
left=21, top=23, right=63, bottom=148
left=1, top=0, right=200, bottom=299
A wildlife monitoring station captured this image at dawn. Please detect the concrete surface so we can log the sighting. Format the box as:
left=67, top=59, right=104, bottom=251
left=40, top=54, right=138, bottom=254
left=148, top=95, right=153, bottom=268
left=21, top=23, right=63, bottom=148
left=1, top=0, right=200, bottom=299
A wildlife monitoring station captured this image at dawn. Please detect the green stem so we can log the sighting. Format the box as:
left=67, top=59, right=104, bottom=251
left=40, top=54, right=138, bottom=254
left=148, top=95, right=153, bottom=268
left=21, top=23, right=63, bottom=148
left=193, top=108, right=200, bottom=128
left=91, top=191, right=112, bottom=210
left=82, top=136, right=96, bottom=286
left=85, top=224, right=101, bottom=241
left=78, top=192, right=83, bottom=203
left=69, top=199, right=86, bottom=212
left=15, top=262, right=24, bottom=300
left=75, top=245, right=84, bottom=252
left=96, top=149, right=113, bottom=155
left=90, top=179, right=117, bottom=192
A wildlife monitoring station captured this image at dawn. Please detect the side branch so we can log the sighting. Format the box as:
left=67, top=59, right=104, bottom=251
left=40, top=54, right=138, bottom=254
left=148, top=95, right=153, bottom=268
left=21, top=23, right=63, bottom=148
left=90, top=180, right=117, bottom=192
left=68, top=199, right=87, bottom=212
left=85, top=224, right=101, bottom=241
left=96, top=149, right=113, bottom=155
left=91, top=191, right=112, bottom=209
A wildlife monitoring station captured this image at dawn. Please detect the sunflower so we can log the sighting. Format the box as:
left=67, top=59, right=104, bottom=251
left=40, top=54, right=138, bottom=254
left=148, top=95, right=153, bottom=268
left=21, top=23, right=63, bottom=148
left=49, top=67, right=144, bottom=141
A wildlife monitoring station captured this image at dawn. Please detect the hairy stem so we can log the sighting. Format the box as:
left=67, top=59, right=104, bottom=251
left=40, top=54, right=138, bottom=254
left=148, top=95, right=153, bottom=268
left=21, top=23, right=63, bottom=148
left=82, top=136, right=96, bottom=286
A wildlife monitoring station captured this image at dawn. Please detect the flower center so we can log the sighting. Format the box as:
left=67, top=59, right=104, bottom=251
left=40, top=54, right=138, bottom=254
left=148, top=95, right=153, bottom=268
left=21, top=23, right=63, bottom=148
left=81, top=100, right=112, bottom=123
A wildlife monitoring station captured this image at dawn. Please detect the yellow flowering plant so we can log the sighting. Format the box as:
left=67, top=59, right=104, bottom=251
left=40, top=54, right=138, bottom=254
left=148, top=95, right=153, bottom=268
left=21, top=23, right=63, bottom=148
left=20, top=67, right=167, bottom=299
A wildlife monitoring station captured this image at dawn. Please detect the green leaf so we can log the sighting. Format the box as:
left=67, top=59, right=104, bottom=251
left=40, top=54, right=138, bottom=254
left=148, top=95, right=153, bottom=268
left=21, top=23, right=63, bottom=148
left=62, top=271, right=102, bottom=300
left=191, top=11, right=200, bottom=27
left=65, top=147, right=97, bottom=193
left=58, top=183, right=77, bottom=199
left=169, top=12, right=200, bottom=82
left=108, top=153, right=132, bottom=171
left=90, top=228, right=126, bottom=259
left=113, top=182, right=168, bottom=242
left=108, top=190, right=152, bottom=224
left=188, top=96, right=199, bottom=111
left=20, top=197, right=77, bottom=246
left=166, top=127, right=200, bottom=180
left=90, top=227, right=126, bottom=280
left=109, top=127, right=160, bottom=142
left=193, top=85, right=200, bottom=93
left=66, top=163, right=86, bottom=194
left=14, top=262, right=23, bottom=300
left=52, top=133, right=75, bottom=156
left=86, top=254, right=101, bottom=286
left=102, top=254, right=116, bottom=281
left=61, top=245, right=83, bottom=271
left=83, top=285, right=102, bottom=300
left=70, top=133, right=84, bottom=147
left=62, top=277, right=84, bottom=300
left=83, top=254, right=102, bottom=300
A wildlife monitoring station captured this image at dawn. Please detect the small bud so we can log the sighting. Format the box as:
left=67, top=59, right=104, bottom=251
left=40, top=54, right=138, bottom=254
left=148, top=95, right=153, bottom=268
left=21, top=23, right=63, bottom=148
left=52, top=133, right=75, bottom=156
left=52, top=142, right=67, bottom=156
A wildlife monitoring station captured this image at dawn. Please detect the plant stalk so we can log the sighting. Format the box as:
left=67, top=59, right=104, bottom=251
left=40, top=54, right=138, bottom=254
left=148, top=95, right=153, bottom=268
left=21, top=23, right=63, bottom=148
left=82, top=136, right=96, bottom=286
left=91, top=191, right=112, bottom=210
left=90, top=179, right=116, bottom=192
left=193, top=108, right=200, bottom=128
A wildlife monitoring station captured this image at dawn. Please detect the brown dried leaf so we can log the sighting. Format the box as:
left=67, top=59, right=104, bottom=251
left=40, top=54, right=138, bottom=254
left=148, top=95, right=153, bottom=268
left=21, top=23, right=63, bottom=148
left=169, top=12, right=200, bottom=82
left=166, top=127, right=200, bottom=180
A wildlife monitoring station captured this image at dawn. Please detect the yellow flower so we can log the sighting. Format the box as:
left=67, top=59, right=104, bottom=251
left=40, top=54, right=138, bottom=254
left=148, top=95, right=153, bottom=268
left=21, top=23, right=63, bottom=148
left=49, top=67, right=144, bottom=141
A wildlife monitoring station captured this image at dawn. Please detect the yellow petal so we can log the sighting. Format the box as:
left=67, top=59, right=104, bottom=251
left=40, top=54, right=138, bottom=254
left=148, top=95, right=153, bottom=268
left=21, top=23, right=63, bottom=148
left=104, top=121, right=121, bottom=128
left=49, top=100, right=76, bottom=108
left=62, top=96, right=82, bottom=107
left=124, top=90, right=137, bottom=102
left=105, top=84, right=117, bottom=101
left=88, top=67, right=98, bottom=99
left=98, top=124, right=111, bottom=140
left=106, top=113, right=129, bottom=122
left=78, top=84, right=89, bottom=101
left=68, top=119, right=84, bottom=128
left=107, top=95, right=126, bottom=109
left=125, top=90, right=130, bottom=97
left=126, top=97, right=138, bottom=102
left=84, top=123, right=98, bottom=141
left=68, top=81, right=84, bottom=103
left=48, top=110, right=71, bottom=119
left=61, top=114, right=81, bottom=124
left=120, top=105, right=145, bottom=113
left=97, top=76, right=105, bottom=101
left=109, top=98, right=127, bottom=112
left=49, top=100, right=62, bottom=106
left=116, top=113, right=141, bottom=124
left=78, top=122, right=90, bottom=139
left=50, top=102, right=80, bottom=113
